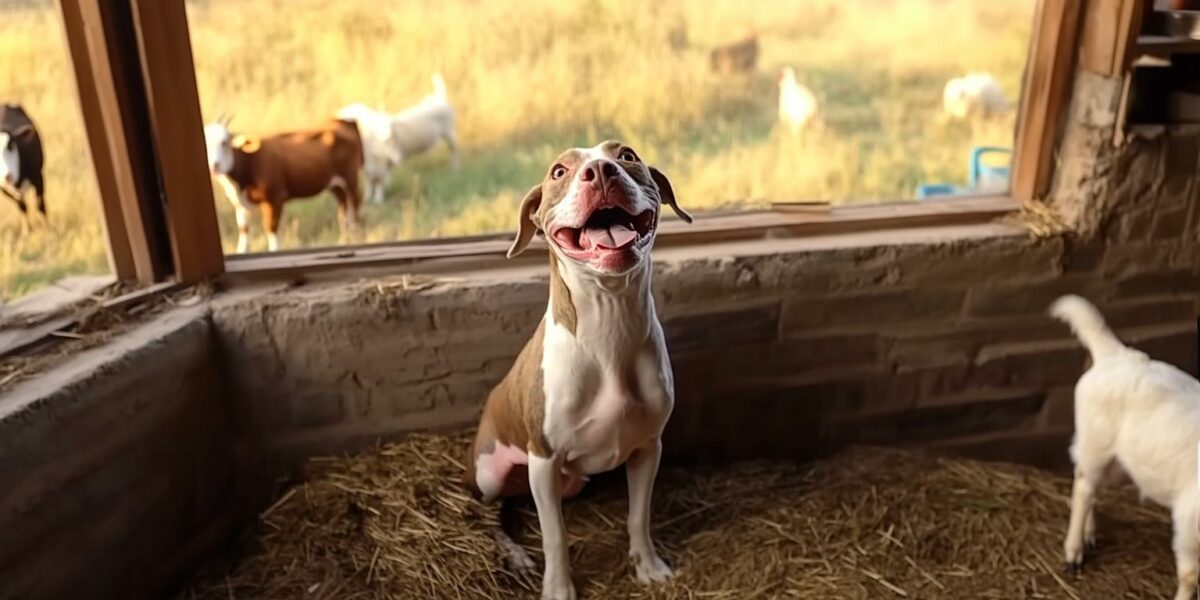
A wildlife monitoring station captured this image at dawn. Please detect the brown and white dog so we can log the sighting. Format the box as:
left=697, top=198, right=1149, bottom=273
left=465, top=140, right=692, bottom=599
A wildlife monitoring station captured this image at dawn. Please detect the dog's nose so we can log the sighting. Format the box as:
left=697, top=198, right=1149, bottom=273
left=580, top=159, right=620, bottom=185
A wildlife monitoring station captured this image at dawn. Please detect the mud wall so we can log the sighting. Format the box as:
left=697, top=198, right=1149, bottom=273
left=0, top=307, right=268, bottom=599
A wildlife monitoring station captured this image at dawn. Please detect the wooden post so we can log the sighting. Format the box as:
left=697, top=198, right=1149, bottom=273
left=58, top=0, right=223, bottom=285
left=130, top=0, right=224, bottom=282
left=1079, top=0, right=1145, bottom=77
left=58, top=0, right=165, bottom=281
left=1011, top=0, right=1085, bottom=203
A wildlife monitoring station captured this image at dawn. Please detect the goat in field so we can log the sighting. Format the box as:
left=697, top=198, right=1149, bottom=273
left=203, top=117, right=364, bottom=253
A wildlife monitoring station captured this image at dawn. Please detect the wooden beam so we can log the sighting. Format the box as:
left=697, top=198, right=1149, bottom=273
left=1011, top=0, right=1085, bottom=203
left=1080, top=0, right=1145, bottom=76
left=58, top=0, right=149, bottom=280
left=58, top=0, right=175, bottom=283
left=129, top=0, right=224, bottom=282
left=222, top=196, right=1018, bottom=283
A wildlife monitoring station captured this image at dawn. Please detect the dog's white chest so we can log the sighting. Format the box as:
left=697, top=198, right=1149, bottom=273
left=541, top=319, right=674, bottom=476
left=562, top=379, right=661, bottom=474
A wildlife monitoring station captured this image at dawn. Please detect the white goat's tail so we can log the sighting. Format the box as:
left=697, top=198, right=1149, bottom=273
left=1050, top=295, right=1125, bottom=361
left=431, top=73, right=447, bottom=98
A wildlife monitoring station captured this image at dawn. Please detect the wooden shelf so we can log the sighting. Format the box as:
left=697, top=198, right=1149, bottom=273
left=1135, top=35, right=1200, bottom=57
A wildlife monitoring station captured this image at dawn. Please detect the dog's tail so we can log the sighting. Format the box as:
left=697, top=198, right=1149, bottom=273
left=431, top=73, right=448, bottom=99
left=1050, top=295, right=1125, bottom=362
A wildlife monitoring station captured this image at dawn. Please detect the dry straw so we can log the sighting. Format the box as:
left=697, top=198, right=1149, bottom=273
left=184, top=433, right=1175, bottom=599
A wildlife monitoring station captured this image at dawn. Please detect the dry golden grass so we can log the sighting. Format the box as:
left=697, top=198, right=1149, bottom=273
left=182, top=433, right=1177, bottom=600
left=0, top=0, right=1034, bottom=299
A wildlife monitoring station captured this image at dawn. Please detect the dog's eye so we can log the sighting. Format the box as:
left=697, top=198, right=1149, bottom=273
left=551, top=165, right=568, bottom=180
left=618, top=148, right=639, bottom=162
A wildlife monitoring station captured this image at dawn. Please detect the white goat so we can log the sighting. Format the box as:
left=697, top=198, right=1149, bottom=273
left=1051, top=295, right=1200, bottom=600
left=942, top=73, right=1008, bottom=120
left=336, top=103, right=403, bottom=204
left=335, top=74, right=460, bottom=203
left=778, top=67, right=818, bottom=134
left=392, top=73, right=459, bottom=168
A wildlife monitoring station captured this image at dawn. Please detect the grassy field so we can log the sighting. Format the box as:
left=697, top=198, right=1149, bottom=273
left=0, top=0, right=1034, bottom=300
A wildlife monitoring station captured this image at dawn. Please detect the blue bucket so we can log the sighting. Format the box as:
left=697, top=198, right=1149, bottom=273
left=969, top=146, right=1012, bottom=191
left=915, top=183, right=960, bottom=199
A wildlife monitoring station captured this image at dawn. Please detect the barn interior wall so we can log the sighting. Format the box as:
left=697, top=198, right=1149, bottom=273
left=211, top=72, right=1200, bottom=470
left=0, top=307, right=270, bottom=599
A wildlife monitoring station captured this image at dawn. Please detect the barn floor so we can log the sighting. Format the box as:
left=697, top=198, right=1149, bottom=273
left=182, top=433, right=1174, bottom=600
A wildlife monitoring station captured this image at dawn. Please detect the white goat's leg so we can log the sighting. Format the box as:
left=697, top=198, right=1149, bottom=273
left=234, top=206, right=251, bottom=254
left=1084, top=503, right=1098, bottom=550
left=217, top=177, right=251, bottom=254
left=627, top=440, right=673, bottom=583
left=1172, top=497, right=1200, bottom=600
left=528, top=453, right=575, bottom=600
left=445, top=131, right=461, bottom=169
left=371, top=174, right=386, bottom=204
left=1064, top=453, right=1108, bottom=574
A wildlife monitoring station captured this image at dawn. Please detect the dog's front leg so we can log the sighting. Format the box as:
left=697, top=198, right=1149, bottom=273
left=627, top=439, right=673, bottom=583
left=528, top=452, right=576, bottom=600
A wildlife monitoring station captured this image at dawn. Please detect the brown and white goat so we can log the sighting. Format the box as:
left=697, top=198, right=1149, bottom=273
left=203, top=117, right=364, bottom=253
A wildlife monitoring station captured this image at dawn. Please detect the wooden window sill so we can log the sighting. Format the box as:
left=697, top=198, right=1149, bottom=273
left=222, top=195, right=1018, bottom=283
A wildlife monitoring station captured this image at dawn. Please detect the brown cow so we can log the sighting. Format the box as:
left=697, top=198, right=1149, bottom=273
left=203, top=117, right=363, bottom=253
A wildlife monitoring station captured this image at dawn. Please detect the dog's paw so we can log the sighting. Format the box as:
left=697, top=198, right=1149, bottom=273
left=631, top=551, right=674, bottom=584
left=506, top=545, right=537, bottom=576
left=494, top=531, right=537, bottom=576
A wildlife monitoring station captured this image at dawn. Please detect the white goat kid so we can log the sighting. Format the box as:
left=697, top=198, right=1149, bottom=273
left=1051, top=295, right=1200, bottom=600
left=336, top=103, right=403, bottom=204
left=778, top=67, right=818, bottom=134
left=391, top=73, right=460, bottom=168
left=942, top=73, right=1008, bottom=120
left=336, top=74, right=460, bottom=203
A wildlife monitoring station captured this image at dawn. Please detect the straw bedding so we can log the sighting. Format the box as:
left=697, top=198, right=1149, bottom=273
left=183, top=432, right=1175, bottom=599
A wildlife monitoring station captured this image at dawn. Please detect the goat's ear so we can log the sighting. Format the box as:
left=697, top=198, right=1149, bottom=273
left=649, top=166, right=692, bottom=224
left=232, top=135, right=261, bottom=153
left=507, top=184, right=543, bottom=258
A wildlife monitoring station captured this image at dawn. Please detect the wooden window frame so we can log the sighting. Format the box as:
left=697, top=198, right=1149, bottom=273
left=58, top=0, right=1124, bottom=287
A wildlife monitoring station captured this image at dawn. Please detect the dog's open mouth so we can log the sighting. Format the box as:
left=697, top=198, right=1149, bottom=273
left=552, top=207, right=656, bottom=254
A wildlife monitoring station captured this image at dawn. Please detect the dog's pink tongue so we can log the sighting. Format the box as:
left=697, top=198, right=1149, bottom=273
left=581, top=223, right=637, bottom=250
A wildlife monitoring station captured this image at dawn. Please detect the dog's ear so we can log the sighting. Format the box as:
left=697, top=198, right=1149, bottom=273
left=649, top=166, right=692, bottom=224
left=507, top=184, right=543, bottom=258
